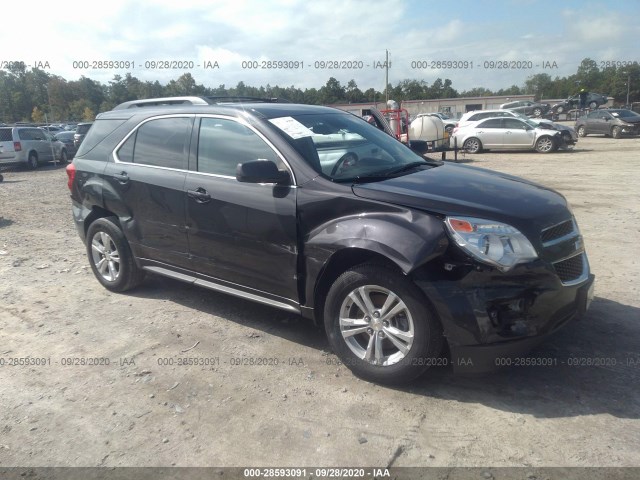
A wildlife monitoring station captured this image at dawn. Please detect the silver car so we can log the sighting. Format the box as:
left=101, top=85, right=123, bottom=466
left=0, top=126, right=69, bottom=168
left=452, top=117, right=565, bottom=153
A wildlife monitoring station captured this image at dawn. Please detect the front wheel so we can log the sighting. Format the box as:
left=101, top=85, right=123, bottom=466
left=463, top=137, right=482, bottom=153
left=577, top=125, right=587, bottom=137
left=533, top=108, right=542, bottom=117
left=556, top=105, right=565, bottom=114
left=535, top=136, right=556, bottom=153
left=86, top=217, right=145, bottom=292
left=611, top=126, right=622, bottom=139
left=589, top=101, right=598, bottom=110
left=324, top=264, right=443, bottom=384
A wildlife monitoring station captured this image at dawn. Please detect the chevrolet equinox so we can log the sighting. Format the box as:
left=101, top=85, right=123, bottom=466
left=66, top=96, right=595, bottom=384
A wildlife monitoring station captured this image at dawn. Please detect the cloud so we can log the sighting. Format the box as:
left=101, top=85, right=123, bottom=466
left=2, top=0, right=639, bottom=92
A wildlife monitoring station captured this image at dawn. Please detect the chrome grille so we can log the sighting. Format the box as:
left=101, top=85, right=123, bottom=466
left=541, top=219, right=576, bottom=245
left=553, top=253, right=585, bottom=284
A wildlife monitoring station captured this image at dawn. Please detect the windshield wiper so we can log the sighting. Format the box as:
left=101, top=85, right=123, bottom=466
left=339, top=161, right=430, bottom=184
left=379, top=161, right=430, bottom=176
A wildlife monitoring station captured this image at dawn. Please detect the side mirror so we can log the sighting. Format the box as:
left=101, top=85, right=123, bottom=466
left=236, top=160, right=290, bottom=184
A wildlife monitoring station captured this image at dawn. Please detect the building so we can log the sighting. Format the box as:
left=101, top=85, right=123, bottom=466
left=331, top=94, right=536, bottom=119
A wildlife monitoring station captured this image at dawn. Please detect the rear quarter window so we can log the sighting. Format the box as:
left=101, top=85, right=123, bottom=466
left=75, top=120, right=126, bottom=157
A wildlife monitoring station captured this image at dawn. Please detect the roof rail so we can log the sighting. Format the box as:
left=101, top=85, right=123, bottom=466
left=113, top=96, right=290, bottom=110
left=204, top=96, right=290, bottom=104
left=112, top=97, right=212, bottom=110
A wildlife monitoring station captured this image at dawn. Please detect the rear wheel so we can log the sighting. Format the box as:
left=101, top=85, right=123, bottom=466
left=463, top=137, right=482, bottom=153
left=577, top=125, right=587, bottom=137
left=86, top=217, right=145, bottom=292
left=556, top=105, right=565, bottom=114
left=589, top=101, right=598, bottom=110
left=611, top=126, right=622, bottom=139
left=27, top=152, right=38, bottom=169
left=535, top=136, right=556, bottom=153
left=533, top=107, right=543, bottom=117
left=324, top=264, right=443, bottom=384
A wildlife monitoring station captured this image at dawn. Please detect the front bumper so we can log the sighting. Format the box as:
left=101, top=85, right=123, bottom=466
left=414, top=257, right=595, bottom=374
left=451, top=273, right=594, bottom=373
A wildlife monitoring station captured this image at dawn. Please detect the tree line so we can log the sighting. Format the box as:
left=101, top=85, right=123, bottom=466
left=0, top=58, right=637, bottom=123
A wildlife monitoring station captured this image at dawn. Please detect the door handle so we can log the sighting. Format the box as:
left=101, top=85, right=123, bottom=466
left=187, top=187, right=211, bottom=203
left=113, top=171, right=129, bottom=184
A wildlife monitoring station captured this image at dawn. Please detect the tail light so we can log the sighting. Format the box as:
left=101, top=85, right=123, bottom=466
left=65, top=163, right=76, bottom=190
left=13, top=141, right=21, bottom=151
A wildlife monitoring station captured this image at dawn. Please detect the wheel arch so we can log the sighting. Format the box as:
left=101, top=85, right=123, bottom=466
left=83, top=206, right=120, bottom=237
left=311, top=248, right=400, bottom=326
left=304, top=214, right=449, bottom=325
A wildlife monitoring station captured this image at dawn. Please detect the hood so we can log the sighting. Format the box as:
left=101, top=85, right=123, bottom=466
left=352, top=163, right=571, bottom=235
left=619, top=116, right=640, bottom=125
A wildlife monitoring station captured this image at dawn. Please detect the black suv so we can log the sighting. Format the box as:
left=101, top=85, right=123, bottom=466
left=66, top=96, right=595, bottom=384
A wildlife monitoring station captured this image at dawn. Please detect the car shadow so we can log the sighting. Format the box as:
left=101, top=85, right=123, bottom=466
left=403, top=296, right=640, bottom=420
left=126, top=276, right=640, bottom=419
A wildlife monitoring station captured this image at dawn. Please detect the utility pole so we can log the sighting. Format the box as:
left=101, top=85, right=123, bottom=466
left=626, top=72, right=631, bottom=107
left=385, top=49, right=389, bottom=104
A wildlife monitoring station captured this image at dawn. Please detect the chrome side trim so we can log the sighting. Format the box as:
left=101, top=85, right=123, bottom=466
left=111, top=113, right=297, bottom=185
left=142, top=266, right=300, bottom=313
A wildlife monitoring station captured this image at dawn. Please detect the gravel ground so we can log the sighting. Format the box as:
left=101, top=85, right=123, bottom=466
left=0, top=134, right=639, bottom=468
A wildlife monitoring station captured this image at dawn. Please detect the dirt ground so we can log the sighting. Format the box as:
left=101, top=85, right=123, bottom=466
left=0, top=133, right=639, bottom=468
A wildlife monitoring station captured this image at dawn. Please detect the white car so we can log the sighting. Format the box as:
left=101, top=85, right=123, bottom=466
left=451, top=116, right=566, bottom=153
left=455, top=109, right=577, bottom=146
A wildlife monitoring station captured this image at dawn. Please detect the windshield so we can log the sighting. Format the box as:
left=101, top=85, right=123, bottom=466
left=268, top=112, right=434, bottom=182
left=609, top=109, right=639, bottom=119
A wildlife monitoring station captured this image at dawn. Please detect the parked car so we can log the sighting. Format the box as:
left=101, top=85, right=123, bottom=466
left=54, top=131, right=78, bottom=157
left=40, top=125, right=64, bottom=134
left=456, top=109, right=577, bottom=147
left=73, top=122, right=93, bottom=148
left=67, top=96, right=594, bottom=384
left=452, top=117, right=567, bottom=153
left=500, top=100, right=550, bottom=117
left=552, top=93, right=608, bottom=113
left=575, top=109, right=640, bottom=138
left=0, top=126, right=69, bottom=168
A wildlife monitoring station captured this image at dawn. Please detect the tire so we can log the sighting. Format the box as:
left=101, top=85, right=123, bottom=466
left=588, top=101, right=598, bottom=110
left=611, top=126, right=622, bottom=139
left=533, top=108, right=542, bottom=117
left=86, top=217, right=145, bottom=292
left=556, top=105, right=565, bottom=114
left=27, top=152, right=38, bottom=170
left=535, top=136, right=556, bottom=153
left=324, top=264, right=443, bottom=384
left=463, top=137, right=482, bottom=153
left=577, top=125, right=587, bottom=137
left=59, top=149, right=68, bottom=164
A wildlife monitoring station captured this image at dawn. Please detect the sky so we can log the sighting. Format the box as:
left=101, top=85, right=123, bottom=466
left=2, top=0, right=639, bottom=93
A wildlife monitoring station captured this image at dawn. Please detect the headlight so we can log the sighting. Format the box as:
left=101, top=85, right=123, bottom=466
left=445, top=216, right=538, bottom=271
